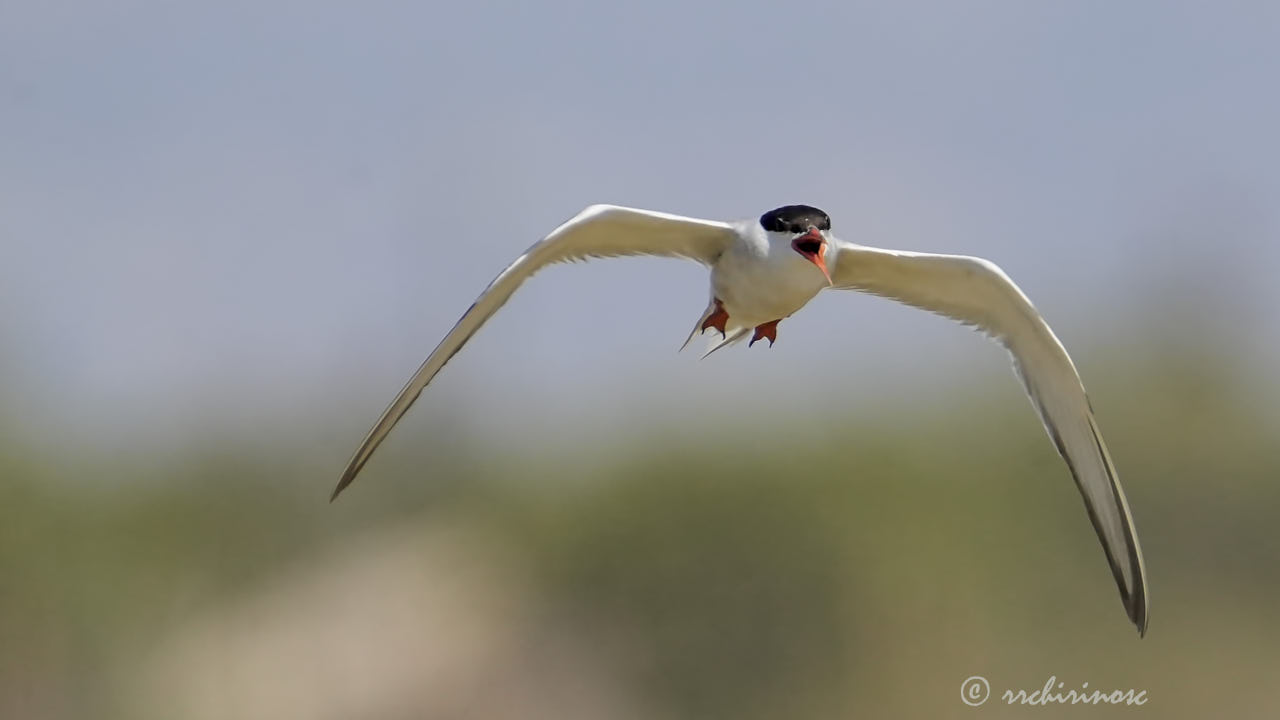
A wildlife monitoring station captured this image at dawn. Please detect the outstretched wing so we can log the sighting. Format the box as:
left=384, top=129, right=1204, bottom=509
left=830, top=241, right=1148, bottom=635
left=332, top=205, right=735, bottom=499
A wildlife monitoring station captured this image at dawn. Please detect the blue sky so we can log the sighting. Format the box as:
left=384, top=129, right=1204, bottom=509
left=3, top=1, right=1277, bottom=460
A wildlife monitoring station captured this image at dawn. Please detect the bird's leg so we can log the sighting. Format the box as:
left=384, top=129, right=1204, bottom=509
left=749, top=319, right=781, bottom=347
left=700, top=299, right=729, bottom=338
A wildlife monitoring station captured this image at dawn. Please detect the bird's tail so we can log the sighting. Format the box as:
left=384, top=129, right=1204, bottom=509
left=700, top=327, right=750, bottom=358
left=680, top=301, right=750, bottom=357
left=679, top=301, right=716, bottom=352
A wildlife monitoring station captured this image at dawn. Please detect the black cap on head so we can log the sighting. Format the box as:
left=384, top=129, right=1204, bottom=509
left=759, top=205, right=831, bottom=233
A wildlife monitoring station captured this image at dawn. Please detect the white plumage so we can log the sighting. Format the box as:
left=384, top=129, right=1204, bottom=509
left=332, top=203, right=1148, bottom=636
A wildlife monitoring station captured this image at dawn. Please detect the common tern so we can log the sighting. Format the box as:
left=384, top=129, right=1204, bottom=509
left=332, top=203, right=1148, bottom=635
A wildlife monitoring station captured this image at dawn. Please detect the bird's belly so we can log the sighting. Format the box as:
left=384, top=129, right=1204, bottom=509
left=711, top=262, right=825, bottom=327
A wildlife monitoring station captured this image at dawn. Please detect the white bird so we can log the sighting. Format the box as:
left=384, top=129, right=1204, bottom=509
left=332, top=203, right=1148, bottom=635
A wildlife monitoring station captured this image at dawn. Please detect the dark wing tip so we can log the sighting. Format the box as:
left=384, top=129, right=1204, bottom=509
left=328, top=480, right=347, bottom=503
left=329, top=461, right=363, bottom=502
left=1087, top=421, right=1149, bottom=638
left=1129, top=599, right=1148, bottom=638
left=1126, top=564, right=1149, bottom=637
left=1041, top=404, right=1149, bottom=638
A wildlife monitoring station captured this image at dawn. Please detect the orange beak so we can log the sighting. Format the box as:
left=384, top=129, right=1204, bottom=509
left=792, top=228, right=832, bottom=285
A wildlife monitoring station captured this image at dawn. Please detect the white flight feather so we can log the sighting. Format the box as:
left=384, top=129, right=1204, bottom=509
left=828, top=240, right=1148, bottom=634
left=331, top=205, right=735, bottom=499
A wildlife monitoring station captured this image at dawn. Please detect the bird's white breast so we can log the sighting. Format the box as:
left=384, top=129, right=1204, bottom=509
left=710, top=223, right=829, bottom=327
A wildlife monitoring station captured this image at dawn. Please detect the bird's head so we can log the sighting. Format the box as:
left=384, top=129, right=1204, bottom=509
left=759, top=204, right=833, bottom=284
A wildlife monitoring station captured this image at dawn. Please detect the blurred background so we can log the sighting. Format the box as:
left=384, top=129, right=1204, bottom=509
left=3, top=1, right=1279, bottom=717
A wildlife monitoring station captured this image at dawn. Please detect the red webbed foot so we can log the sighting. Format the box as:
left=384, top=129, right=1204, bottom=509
left=700, top=299, right=729, bottom=338
left=750, top=319, right=780, bottom=347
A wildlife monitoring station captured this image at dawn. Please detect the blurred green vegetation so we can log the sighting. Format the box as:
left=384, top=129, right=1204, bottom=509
left=3, top=338, right=1278, bottom=718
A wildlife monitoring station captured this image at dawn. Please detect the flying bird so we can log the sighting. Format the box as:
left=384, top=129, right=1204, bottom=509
left=332, top=203, right=1148, bottom=635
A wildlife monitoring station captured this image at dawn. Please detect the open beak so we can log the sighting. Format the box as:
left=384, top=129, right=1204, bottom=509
left=792, top=228, right=832, bottom=285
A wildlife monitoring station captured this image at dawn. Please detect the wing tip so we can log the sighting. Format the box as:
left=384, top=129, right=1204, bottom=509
left=1125, top=560, right=1150, bottom=638
left=1128, top=596, right=1148, bottom=638
left=1089, top=419, right=1150, bottom=638
left=1044, top=407, right=1149, bottom=638
left=329, top=459, right=365, bottom=502
left=329, top=475, right=352, bottom=502
left=1131, top=579, right=1152, bottom=635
